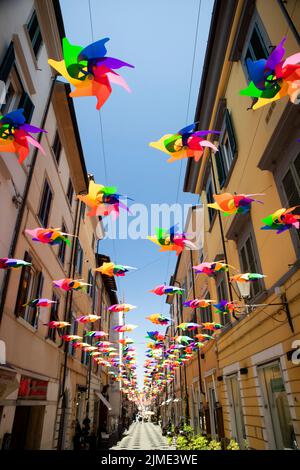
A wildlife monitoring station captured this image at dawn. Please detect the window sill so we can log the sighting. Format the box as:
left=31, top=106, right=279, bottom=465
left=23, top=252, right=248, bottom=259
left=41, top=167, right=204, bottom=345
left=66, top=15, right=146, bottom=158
left=45, top=337, right=59, bottom=349
left=16, top=316, right=38, bottom=334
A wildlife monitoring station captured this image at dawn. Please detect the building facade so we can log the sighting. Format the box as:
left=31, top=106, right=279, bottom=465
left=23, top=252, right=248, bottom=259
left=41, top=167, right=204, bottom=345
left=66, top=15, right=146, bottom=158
left=0, top=0, right=121, bottom=449
left=169, top=0, right=300, bottom=450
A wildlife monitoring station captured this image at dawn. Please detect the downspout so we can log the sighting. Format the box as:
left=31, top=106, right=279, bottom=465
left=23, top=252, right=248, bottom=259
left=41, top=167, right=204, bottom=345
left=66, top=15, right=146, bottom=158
left=0, top=75, right=57, bottom=323
left=277, top=0, right=300, bottom=45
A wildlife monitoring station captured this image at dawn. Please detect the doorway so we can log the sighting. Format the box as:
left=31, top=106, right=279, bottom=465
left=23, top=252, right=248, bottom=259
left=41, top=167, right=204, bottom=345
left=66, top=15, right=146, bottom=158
left=10, top=405, right=45, bottom=449
left=226, top=374, right=246, bottom=447
left=258, top=361, right=295, bottom=449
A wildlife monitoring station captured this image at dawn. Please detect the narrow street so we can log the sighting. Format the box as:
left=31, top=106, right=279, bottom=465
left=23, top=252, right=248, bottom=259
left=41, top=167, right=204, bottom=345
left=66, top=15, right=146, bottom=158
left=111, top=422, right=173, bottom=450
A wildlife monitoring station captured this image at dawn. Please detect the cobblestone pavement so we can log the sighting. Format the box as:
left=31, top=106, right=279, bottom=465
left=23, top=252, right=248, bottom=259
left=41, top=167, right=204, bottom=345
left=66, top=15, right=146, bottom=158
left=110, top=422, right=174, bottom=450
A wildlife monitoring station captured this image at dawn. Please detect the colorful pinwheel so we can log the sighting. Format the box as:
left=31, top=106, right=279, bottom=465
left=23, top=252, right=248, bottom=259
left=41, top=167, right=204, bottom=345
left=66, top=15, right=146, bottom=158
left=230, top=273, right=266, bottom=282
left=213, top=300, right=237, bottom=315
left=177, top=322, right=201, bottom=331
left=62, top=335, right=82, bottom=342
left=146, top=314, right=170, bottom=326
left=193, top=262, right=235, bottom=276
left=23, top=298, right=57, bottom=308
left=0, top=109, right=47, bottom=163
left=77, top=180, right=131, bottom=219
left=86, top=331, right=108, bottom=338
left=113, top=324, right=138, bottom=332
left=148, top=225, right=196, bottom=256
left=195, top=333, right=214, bottom=341
left=207, top=192, right=264, bottom=216
left=200, top=322, right=223, bottom=331
left=173, top=335, right=194, bottom=344
left=149, top=124, right=219, bottom=163
left=183, top=298, right=216, bottom=308
left=108, top=303, right=136, bottom=313
left=53, top=278, right=91, bottom=291
left=76, top=315, right=101, bottom=323
left=118, top=338, right=134, bottom=345
left=0, top=258, right=31, bottom=269
left=261, top=207, right=300, bottom=234
left=48, top=38, right=134, bottom=110
left=150, top=285, right=184, bottom=296
left=25, top=227, right=76, bottom=246
left=146, top=331, right=166, bottom=342
left=95, top=262, right=136, bottom=277
left=44, top=321, right=70, bottom=328
left=240, top=37, right=300, bottom=109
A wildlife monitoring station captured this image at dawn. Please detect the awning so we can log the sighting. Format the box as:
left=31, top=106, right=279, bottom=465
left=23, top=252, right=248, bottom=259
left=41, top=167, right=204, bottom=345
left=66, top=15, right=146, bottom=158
left=95, top=391, right=112, bottom=411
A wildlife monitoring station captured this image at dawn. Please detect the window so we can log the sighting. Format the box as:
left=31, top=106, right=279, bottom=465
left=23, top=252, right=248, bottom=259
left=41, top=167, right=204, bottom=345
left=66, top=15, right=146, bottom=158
left=216, top=110, right=237, bottom=188
left=52, top=130, right=62, bottom=164
left=0, top=43, right=34, bottom=120
left=58, top=222, right=67, bottom=266
left=38, top=179, right=52, bottom=227
left=242, top=11, right=270, bottom=81
left=15, top=252, right=44, bottom=328
left=27, top=10, right=43, bottom=59
left=48, top=294, right=60, bottom=342
left=80, top=202, right=85, bottom=220
left=87, top=269, right=94, bottom=298
left=67, top=178, right=74, bottom=206
left=281, top=153, right=300, bottom=245
left=74, top=240, right=83, bottom=275
left=239, top=234, right=263, bottom=299
left=181, top=278, right=187, bottom=305
left=69, top=313, right=78, bottom=356
left=81, top=331, right=92, bottom=366
left=206, top=178, right=215, bottom=225
left=216, top=274, right=231, bottom=326
left=200, top=293, right=213, bottom=335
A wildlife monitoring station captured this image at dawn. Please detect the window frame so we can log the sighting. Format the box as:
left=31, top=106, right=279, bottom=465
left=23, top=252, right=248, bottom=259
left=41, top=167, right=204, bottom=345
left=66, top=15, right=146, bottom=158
left=58, top=221, right=68, bottom=267
left=47, top=293, right=60, bottom=342
left=216, top=272, right=231, bottom=326
left=26, top=10, right=43, bottom=60
left=74, top=239, right=83, bottom=276
left=67, top=178, right=74, bottom=207
left=52, top=129, right=62, bottom=165
left=216, top=109, right=238, bottom=189
left=38, top=178, right=53, bottom=228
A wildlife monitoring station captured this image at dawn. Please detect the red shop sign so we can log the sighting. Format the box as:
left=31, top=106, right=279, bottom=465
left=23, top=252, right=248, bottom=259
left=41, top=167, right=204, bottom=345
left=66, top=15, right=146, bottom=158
left=18, top=376, right=48, bottom=399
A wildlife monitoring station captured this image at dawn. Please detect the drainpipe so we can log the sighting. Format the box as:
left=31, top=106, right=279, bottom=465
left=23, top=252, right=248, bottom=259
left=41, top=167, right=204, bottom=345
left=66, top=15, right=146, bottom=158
left=0, top=76, right=57, bottom=323
left=277, top=0, right=300, bottom=45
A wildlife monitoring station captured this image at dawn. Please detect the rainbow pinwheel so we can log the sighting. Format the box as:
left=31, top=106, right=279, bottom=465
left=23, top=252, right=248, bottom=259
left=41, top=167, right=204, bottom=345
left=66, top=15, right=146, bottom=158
left=201, top=322, right=223, bottom=331
left=77, top=180, right=131, bottom=219
left=213, top=300, right=237, bottom=315
left=183, top=298, right=216, bottom=309
left=25, top=227, right=76, bottom=246
left=207, top=192, right=264, bottom=216
left=146, top=331, right=166, bottom=342
left=150, top=285, right=184, bottom=296
left=148, top=225, right=196, bottom=256
left=53, top=278, right=91, bottom=291
left=173, top=335, right=194, bottom=344
left=108, top=303, right=136, bottom=313
left=193, top=261, right=235, bottom=276
left=149, top=124, right=219, bottom=163
left=86, top=331, right=108, bottom=338
left=76, top=315, right=101, bottom=323
left=113, top=324, right=138, bottom=332
left=240, top=37, right=300, bottom=109
left=118, top=338, right=134, bottom=345
left=95, top=262, right=136, bottom=277
left=195, top=333, right=214, bottom=341
left=0, top=258, right=31, bottom=269
left=23, top=298, right=57, bottom=308
left=48, top=37, right=134, bottom=110
left=44, top=321, right=70, bottom=328
left=146, top=314, right=170, bottom=326
left=62, top=335, right=82, bottom=342
left=230, top=273, right=266, bottom=283
left=178, top=322, right=201, bottom=331
left=261, top=207, right=300, bottom=234
left=0, top=109, right=47, bottom=164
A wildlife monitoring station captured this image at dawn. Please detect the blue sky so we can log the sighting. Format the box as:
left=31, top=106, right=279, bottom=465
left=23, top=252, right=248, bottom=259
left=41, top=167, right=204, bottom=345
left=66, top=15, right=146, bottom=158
left=60, top=0, right=213, bottom=387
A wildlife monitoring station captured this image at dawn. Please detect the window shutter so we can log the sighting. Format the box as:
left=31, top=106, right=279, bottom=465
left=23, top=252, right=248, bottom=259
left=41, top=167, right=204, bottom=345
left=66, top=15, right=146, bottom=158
left=18, top=92, right=35, bottom=123
left=225, top=110, right=237, bottom=157
left=215, top=146, right=227, bottom=189
left=0, top=42, right=15, bottom=82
